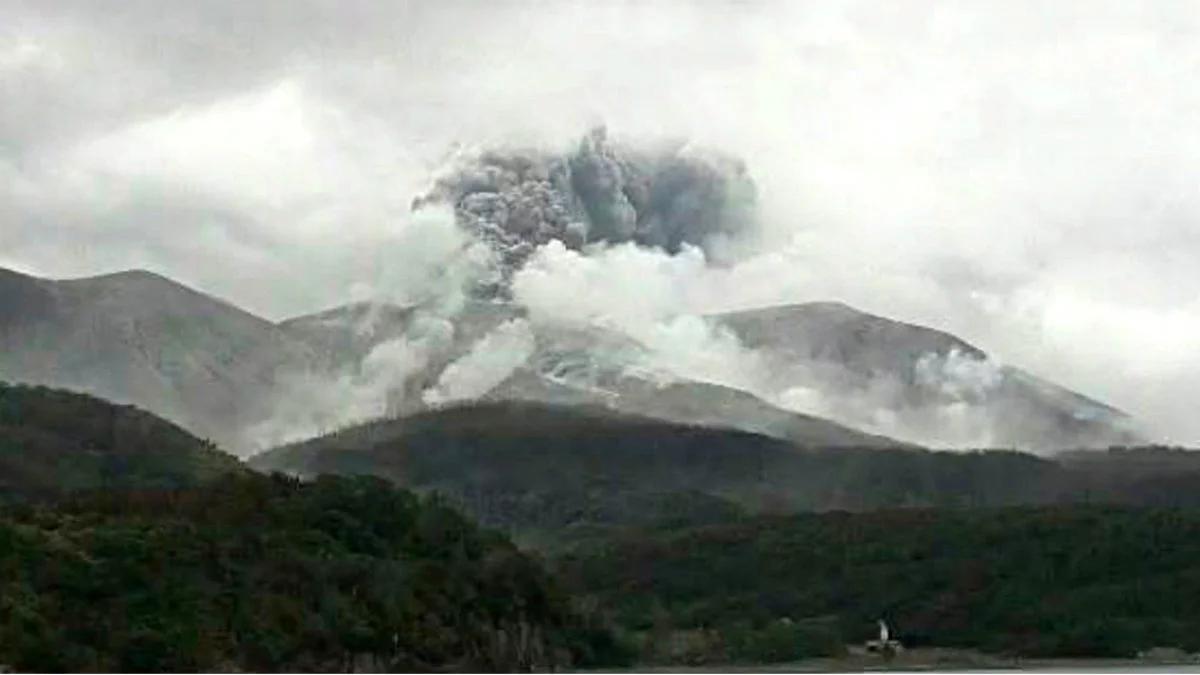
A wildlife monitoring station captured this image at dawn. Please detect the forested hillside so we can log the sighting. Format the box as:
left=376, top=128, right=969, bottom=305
left=556, top=506, right=1200, bottom=664
left=0, top=382, right=243, bottom=499
left=251, top=402, right=1200, bottom=542
left=6, top=385, right=1200, bottom=669
left=0, top=473, right=624, bottom=672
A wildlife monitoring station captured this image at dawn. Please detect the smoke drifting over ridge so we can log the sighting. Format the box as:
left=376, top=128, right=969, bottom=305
left=246, top=130, right=784, bottom=448
left=6, top=2, right=1194, bottom=446
left=238, top=128, right=1143, bottom=454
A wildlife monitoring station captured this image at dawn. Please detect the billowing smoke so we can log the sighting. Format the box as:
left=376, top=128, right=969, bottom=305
left=423, top=318, right=536, bottom=406
left=400, top=127, right=771, bottom=402
left=914, top=349, right=1005, bottom=403
left=244, top=312, right=457, bottom=448
left=412, top=126, right=758, bottom=290
left=511, top=240, right=773, bottom=395
left=249, top=128, right=1140, bottom=454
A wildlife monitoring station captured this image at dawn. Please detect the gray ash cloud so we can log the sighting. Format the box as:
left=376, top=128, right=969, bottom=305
left=413, top=127, right=759, bottom=285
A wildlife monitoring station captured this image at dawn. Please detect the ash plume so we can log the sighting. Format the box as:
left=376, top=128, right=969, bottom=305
left=244, top=125, right=1143, bottom=454
left=412, top=127, right=758, bottom=289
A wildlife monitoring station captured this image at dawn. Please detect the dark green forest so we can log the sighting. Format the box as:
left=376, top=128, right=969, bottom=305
left=5, top=384, right=1200, bottom=670
left=0, top=473, right=623, bottom=672
left=0, top=382, right=243, bottom=499
left=556, top=506, right=1200, bottom=664
left=253, top=402, right=1200, bottom=539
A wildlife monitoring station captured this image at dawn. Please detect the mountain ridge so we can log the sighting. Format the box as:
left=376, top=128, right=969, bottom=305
left=0, top=380, right=244, bottom=498
left=248, top=399, right=1200, bottom=541
left=0, top=264, right=1143, bottom=452
left=711, top=301, right=1140, bottom=449
left=0, top=266, right=321, bottom=452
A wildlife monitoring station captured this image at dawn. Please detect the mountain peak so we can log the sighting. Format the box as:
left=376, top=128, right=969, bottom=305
left=62, top=268, right=179, bottom=287
left=0, top=265, right=40, bottom=282
left=717, top=300, right=987, bottom=361
left=714, top=300, right=1138, bottom=450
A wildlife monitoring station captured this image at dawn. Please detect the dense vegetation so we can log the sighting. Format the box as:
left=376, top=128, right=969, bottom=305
left=252, top=403, right=1200, bottom=540
left=0, top=382, right=243, bottom=499
left=251, top=403, right=1052, bottom=529
left=556, top=506, right=1200, bottom=664
left=0, top=473, right=625, bottom=672
left=7, top=387, right=1200, bottom=670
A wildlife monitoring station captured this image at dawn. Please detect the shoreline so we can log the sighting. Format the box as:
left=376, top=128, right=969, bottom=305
left=615, top=647, right=1200, bottom=672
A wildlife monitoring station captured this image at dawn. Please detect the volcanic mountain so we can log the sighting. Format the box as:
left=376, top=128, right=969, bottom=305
left=274, top=296, right=1140, bottom=450
left=712, top=302, right=1141, bottom=450
left=247, top=401, right=1190, bottom=540
left=0, top=267, right=320, bottom=451
left=0, top=265, right=1140, bottom=453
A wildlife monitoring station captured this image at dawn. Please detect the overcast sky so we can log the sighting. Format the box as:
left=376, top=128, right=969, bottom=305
left=1, top=0, right=1198, bottom=444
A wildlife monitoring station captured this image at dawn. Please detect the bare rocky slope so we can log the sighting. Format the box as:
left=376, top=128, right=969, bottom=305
left=713, top=302, right=1141, bottom=450
left=0, top=267, right=319, bottom=451
left=278, top=299, right=905, bottom=449
left=0, top=266, right=1140, bottom=453
left=277, top=297, right=1139, bottom=450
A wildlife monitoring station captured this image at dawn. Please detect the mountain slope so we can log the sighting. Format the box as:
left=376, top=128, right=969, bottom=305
left=249, top=401, right=1071, bottom=537
left=251, top=401, right=1196, bottom=539
left=714, top=302, right=1141, bottom=449
left=277, top=299, right=908, bottom=448
left=280, top=295, right=1132, bottom=449
left=0, top=382, right=243, bottom=498
left=277, top=297, right=1140, bottom=450
left=717, top=301, right=987, bottom=375
left=0, top=472, right=617, bottom=671
left=278, top=300, right=418, bottom=369
left=0, top=267, right=319, bottom=451
left=557, top=505, right=1200, bottom=662
left=0, top=264, right=1143, bottom=453
left=489, top=369, right=904, bottom=449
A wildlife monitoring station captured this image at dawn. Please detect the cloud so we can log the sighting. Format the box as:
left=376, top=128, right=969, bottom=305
left=73, top=81, right=329, bottom=213
left=1, top=0, right=1197, bottom=443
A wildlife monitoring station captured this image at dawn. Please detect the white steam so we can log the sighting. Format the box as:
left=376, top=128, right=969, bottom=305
left=365, top=205, right=500, bottom=313
left=247, top=134, right=1144, bottom=454
left=915, top=349, right=1005, bottom=402
left=423, top=318, right=535, bottom=406
left=244, top=313, right=456, bottom=448
left=8, top=2, right=1198, bottom=447
left=511, top=240, right=771, bottom=394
